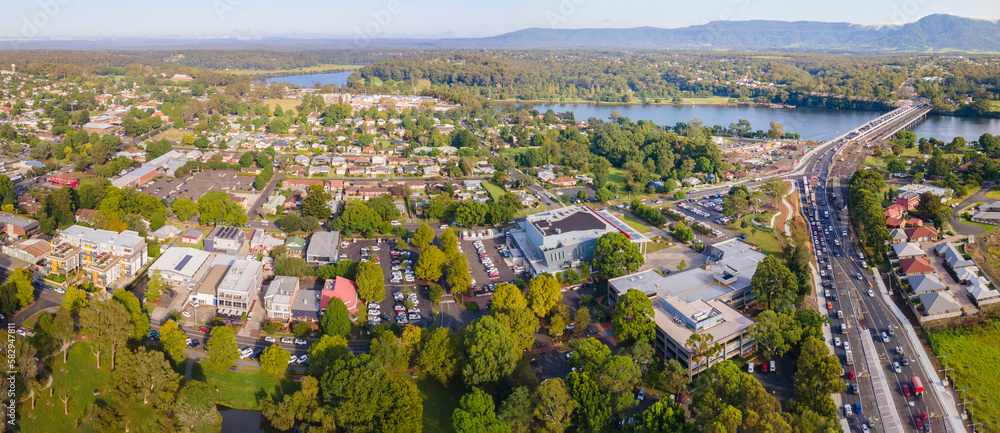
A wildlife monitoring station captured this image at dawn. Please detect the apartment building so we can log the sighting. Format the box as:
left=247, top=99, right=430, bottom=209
left=44, top=225, right=148, bottom=287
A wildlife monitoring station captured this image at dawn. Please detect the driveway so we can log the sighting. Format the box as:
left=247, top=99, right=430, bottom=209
left=947, top=184, right=990, bottom=236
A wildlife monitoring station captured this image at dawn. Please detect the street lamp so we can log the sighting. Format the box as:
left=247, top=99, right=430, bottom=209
left=938, top=353, right=953, bottom=386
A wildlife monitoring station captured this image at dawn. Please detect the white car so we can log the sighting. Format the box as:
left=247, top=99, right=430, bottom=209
left=54, top=287, right=66, bottom=294
left=390, top=220, right=401, bottom=226
left=264, top=336, right=276, bottom=343
left=834, top=337, right=841, bottom=346
left=182, top=311, right=191, bottom=318
left=297, top=355, right=308, bottom=364
left=440, top=225, right=449, bottom=229
left=370, top=246, right=380, bottom=251
left=294, top=338, right=307, bottom=346
left=867, top=290, right=875, bottom=297
left=288, top=354, right=297, bottom=364
left=892, top=362, right=901, bottom=373
left=280, top=337, right=294, bottom=344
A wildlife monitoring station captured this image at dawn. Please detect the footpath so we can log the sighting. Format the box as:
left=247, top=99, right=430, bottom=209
left=872, top=270, right=968, bottom=433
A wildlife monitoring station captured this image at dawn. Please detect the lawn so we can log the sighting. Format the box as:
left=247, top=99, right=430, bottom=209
left=21, top=342, right=162, bottom=433
left=264, top=98, right=308, bottom=112
left=416, top=375, right=464, bottom=433
left=991, top=101, right=1000, bottom=112
left=960, top=217, right=999, bottom=235
left=194, top=362, right=297, bottom=410
left=928, top=314, right=1000, bottom=433
left=729, top=216, right=784, bottom=259
left=947, top=185, right=982, bottom=205
left=646, top=240, right=671, bottom=254
left=606, top=167, right=626, bottom=187
left=500, top=146, right=539, bottom=159
left=985, top=190, right=1000, bottom=201
left=483, top=181, right=505, bottom=201
left=678, top=96, right=731, bottom=105
left=615, top=211, right=654, bottom=234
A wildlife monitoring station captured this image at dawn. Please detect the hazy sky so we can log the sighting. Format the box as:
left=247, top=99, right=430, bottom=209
left=2, top=0, right=998, bottom=39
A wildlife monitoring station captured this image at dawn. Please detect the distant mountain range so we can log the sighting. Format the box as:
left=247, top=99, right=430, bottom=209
left=4, top=14, right=1000, bottom=52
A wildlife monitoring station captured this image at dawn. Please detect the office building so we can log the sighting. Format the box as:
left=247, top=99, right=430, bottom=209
left=263, top=276, right=300, bottom=321
left=148, top=247, right=214, bottom=290
left=608, top=239, right=764, bottom=375
left=508, top=206, right=649, bottom=276
left=216, top=260, right=263, bottom=316
left=204, top=226, right=245, bottom=254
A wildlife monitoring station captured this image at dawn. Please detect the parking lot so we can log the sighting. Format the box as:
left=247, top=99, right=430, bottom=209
left=459, top=235, right=523, bottom=293
left=140, top=170, right=254, bottom=203
left=338, top=238, right=434, bottom=328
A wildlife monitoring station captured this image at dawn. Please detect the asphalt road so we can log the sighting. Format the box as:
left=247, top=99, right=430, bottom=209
left=810, top=141, right=948, bottom=432
left=946, top=184, right=990, bottom=236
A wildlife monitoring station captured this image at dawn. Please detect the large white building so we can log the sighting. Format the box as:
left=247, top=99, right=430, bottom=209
left=147, top=247, right=214, bottom=290
left=608, top=239, right=764, bottom=375
left=508, top=206, right=649, bottom=276
left=43, top=225, right=148, bottom=288
left=216, top=260, right=263, bottom=317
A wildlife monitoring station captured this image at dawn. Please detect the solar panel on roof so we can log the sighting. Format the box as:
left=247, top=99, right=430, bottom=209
left=175, top=255, right=192, bottom=271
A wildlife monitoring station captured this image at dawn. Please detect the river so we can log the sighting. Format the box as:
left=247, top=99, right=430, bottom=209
left=534, top=103, right=1000, bottom=142
left=265, top=72, right=999, bottom=141
left=266, top=71, right=354, bottom=87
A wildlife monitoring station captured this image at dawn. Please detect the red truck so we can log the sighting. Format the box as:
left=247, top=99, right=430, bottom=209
left=912, top=376, right=924, bottom=396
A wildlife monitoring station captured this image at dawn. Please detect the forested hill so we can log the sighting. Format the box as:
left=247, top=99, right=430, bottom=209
left=466, top=15, right=1000, bottom=52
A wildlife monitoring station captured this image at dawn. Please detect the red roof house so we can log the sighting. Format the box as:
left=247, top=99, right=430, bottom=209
left=899, top=257, right=936, bottom=276
left=321, top=276, right=359, bottom=316
left=884, top=204, right=906, bottom=219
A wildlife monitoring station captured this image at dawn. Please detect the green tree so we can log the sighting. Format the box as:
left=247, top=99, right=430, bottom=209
left=593, top=232, right=644, bottom=279
left=415, top=245, right=447, bottom=282
left=112, top=288, right=150, bottom=339
left=261, top=344, right=291, bottom=375
left=172, top=380, right=222, bottom=432
left=452, top=388, right=510, bottom=433
left=691, top=361, right=788, bottom=432
left=532, top=378, right=577, bottom=433
left=205, top=326, right=239, bottom=369
left=685, top=332, right=722, bottom=377
left=146, top=270, right=166, bottom=303
left=447, top=259, right=473, bottom=294
left=9, top=268, right=34, bottom=308
left=356, top=261, right=386, bottom=303
left=657, top=359, right=690, bottom=396
left=568, top=337, right=611, bottom=373
left=463, top=316, right=519, bottom=386
left=321, top=354, right=423, bottom=432
left=526, top=274, right=562, bottom=318
left=497, top=388, right=532, bottom=433
left=110, top=346, right=180, bottom=409
left=322, top=299, right=352, bottom=337
left=598, top=355, right=642, bottom=412
left=636, top=398, right=690, bottom=433
left=417, top=327, right=459, bottom=384
left=493, top=307, right=540, bottom=353
left=79, top=300, right=132, bottom=370
left=749, top=255, right=798, bottom=312
left=748, top=310, right=802, bottom=361
left=159, top=320, right=187, bottom=362
left=370, top=329, right=407, bottom=370
left=793, top=336, right=844, bottom=418
left=491, top=283, right=527, bottom=311
left=50, top=307, right=76, bottom=363
left=440, top=228, right=460, bottom=258
left=413, top=224, right=435, bottom=248
left=567, top=371, right=612, bottom=432
left=197, top=191, right=248, bottom=226
left=767, top=121, right=784, bottom=139
left=613, top=288, right=655, bottom=343
left=61, top=285, right=88, bottom=314
left=308, top=334, right=350, bottom=377
left=572, top=307, right=590, bottom=338
left=172, top=197, right=198, bottom=221
left=302, top=184, right=332, bottom=220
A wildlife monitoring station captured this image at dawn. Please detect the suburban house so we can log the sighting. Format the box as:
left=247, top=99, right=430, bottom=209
left=935, top=243, right=975, bottom=269
left=904, top=226, right=938, bottom=242
left=892, top=242, right=925, bottom=260
left=889, top=229, right=909, bottom=244
left=899, top=256, right=936, bottom=277
left=917, top=292, right=962, bottom=321
left=551, top=177, right=576, bottom=187
left=306, top=231, right=341, bottom=265
left=181, top=229, right=203, bottom=244
left=204, top=226, right=245, bottom=254
left=262, top=276, right=299, bottom=321
left=909, top=274, right=947, bottom=295
left=971, top=201, right=1000, bottom=225
left=285, top=236, right=307, bottom=258
left=884, top=204, right=906, bottom=219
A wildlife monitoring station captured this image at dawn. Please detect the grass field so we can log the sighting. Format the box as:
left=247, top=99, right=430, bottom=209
left=21, top=342, right=162, bottom=433
left=678, top=96, right=731, bottom=104
left=483, top=181, right=505, bottom=201
left=985, top=190, right=1000, bottom=200
left=192, top=362, right=297, bottom=410
left=416, top=376, right=463, bottom=433
left=264, top=98, right=306, bottom=112
left=500, top=146, right=539, bottom=159
left=607, top=167, right=626, bottom=187
left=927, top=315, right=1000, bottom=433
left=646, top=240, right=671, bottom=253
left=220, top=65, right=361, bottom=75
left=729, top=216, right=784, bottom=258
left=152, top=128, right=188, bottom=142
left=992, top=101, right=1000, bottom=112
left=947, top=186, right=982, bottom=205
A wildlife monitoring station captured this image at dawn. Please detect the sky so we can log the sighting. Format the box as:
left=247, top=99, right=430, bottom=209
left=1, top=0, right=999, bottom=40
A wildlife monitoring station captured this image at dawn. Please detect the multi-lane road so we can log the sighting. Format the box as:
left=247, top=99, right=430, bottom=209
left=803, top=139, right=951, bottom=432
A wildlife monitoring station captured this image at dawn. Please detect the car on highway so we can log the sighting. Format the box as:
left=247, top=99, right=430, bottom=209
left=856, top=273, right=863, bottom=279
left=844, top=341, right=850, bottom=351
left=826, top=301, right=833, bottom=310
left=902, top=384, right=911, bottom=396
left=893, top=361, right=901, bottom=373
left=854, top=402, right=862, bottom=415
left=868, top=289, right=875, bottom=297
left=834, top=337, right=841, bottom=346
left=851, top=383, right=859, bottom=394
left=881, top=332, right=890, bottom=343
left=848, top=370, right=855, bottom=380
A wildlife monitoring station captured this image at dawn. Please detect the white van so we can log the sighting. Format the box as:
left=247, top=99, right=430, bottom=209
left=769, top=360, right=776, bottom=373
left=858, top=252, right=865, bottom=260
left=844, top=404, right=853, bottom=416
left=747, top=363, right=754, bottom=374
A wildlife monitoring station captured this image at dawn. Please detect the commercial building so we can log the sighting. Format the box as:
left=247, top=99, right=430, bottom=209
left=147, top=247, right=214, bottom=289
left=509, top=206, right=650, bottom=276
left=1, top=239, right=50, bottom=264
left=215, top=260, right=263, bottom=316
left=291, top=289, right=322, bottom=322
left=321, top=276, right=360, bottom=317
left=608, top=239, right=763, bottom=375
left=306, top=231, right=341, bottom=264
left=48, top=172, right=79, bottom=188
left=262, top=276, right=300, bottom=321
left=204, top=226, right=245, bottom=254
left=0, top=212, right=40, bottom=237
left=43, top=225, right=148, bottom=287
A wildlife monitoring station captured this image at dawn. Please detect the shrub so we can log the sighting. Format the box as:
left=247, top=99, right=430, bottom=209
left=262, top=321, right=284, bottom=334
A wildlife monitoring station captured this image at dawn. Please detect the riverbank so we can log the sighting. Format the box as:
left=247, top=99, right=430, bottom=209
left=503, top=96, right=798, bottom=109
left=218, top=65, right=360, bottom=78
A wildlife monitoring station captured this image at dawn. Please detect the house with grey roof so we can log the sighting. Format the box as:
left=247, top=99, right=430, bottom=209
left=917, top=292, right=962, bottom=321
left=892, top=242, right=925, bottom=260
left=889, top=229, right=909, bottom=244
left=935, top=243, right=975, bottom=269
left=306, top=231, right=341, bottom=265
left=908, top=274, right=947, bottom=295
left=263, top=276, right=300, bottom=321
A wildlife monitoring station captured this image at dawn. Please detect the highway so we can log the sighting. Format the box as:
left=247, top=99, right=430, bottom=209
left=803, top=137, right=951, bottom=432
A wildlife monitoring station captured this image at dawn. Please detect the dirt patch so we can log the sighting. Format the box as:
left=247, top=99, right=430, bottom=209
left=965, top=229, right=1000, bottom=286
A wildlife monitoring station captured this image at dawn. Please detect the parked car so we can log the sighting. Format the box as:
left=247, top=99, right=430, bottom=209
left=294, top=338, right=307, bottom=346
left=264, top=336, right=276, bottom=343
left=280, top=337, right=294, bottom=344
